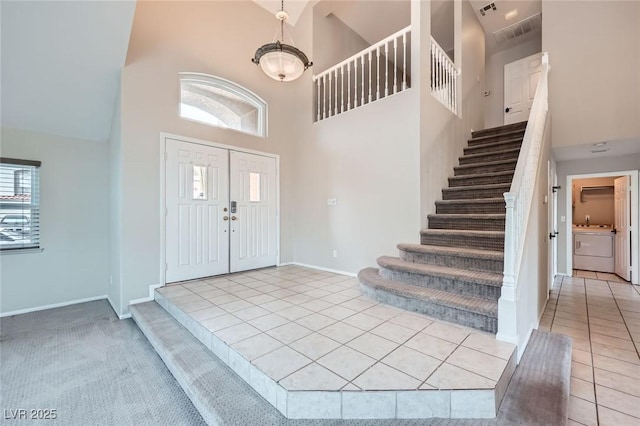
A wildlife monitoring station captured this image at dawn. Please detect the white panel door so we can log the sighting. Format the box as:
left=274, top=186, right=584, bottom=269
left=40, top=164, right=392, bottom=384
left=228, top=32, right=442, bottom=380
left=166, top=139, right=230, bottom=282
left=614, top=176, right=631, bottom=281
left=229, top=151, right=277, bottom=273
left=504, top=52, right=542, bottom=125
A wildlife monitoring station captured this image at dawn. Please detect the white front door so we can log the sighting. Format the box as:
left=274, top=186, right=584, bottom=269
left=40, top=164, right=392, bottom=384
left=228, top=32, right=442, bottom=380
left=504, top=52, right=542, bottom=125
left=229, top=151, right=278, bottom=273
left=614, top=176, right=631, bottom=281
left=165, top=139, right=230, bottom=282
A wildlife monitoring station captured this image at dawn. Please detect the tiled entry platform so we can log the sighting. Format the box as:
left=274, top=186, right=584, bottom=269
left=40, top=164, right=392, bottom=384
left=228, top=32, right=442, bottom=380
left=152, top=266, right=516, bottom=419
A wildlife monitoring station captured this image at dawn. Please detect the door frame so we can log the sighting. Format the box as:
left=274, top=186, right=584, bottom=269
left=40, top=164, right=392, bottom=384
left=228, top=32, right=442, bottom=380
left=565, top=169, right=638, bottom=285
left=159, top=132, right=280, bottom=287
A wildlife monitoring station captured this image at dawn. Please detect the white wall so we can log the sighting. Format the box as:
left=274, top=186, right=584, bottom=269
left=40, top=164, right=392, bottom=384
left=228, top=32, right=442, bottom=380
left=571, top=177, right=616, bottom=226
left=418, top=0, right=486, bottom=223
left=542, top=0, right=640, bottom=148
left=0, top=127, right=109, bottom=314
left=484, top=36, right=541, bottom=129
left=117, top=1, right=302, bottom=314
left=555, top=154, right=640, bottom=275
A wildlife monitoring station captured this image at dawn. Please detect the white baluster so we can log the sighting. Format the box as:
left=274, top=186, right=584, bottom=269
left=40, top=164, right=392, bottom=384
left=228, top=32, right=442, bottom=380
left=323, top=75, right=327, bottom=120
left=347, top=64, right=351, bottom=111
left=385, top=42, right=389, bottom=97
left=334, top=69, right=338, bottom=115
left=361, top=55, right=365, bottom=106
left=368, top=51, right=372, bottom=103
left=402, top=32, right=407, bottom=90
left=328, top=72, right=332, bottom=116
left=393, top=37, right=398, bottom=94
left=316, top=79, right=320, bottom=121
left=376, top=47, right=381, bottom=100
left=354, top=59, right=358, bottom=108
left=340, top=66, right=344, bottom=114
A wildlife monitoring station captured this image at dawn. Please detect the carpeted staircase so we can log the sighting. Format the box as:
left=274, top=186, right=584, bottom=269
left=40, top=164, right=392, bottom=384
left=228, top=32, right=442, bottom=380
left=359, top=121, right=527, bottom=334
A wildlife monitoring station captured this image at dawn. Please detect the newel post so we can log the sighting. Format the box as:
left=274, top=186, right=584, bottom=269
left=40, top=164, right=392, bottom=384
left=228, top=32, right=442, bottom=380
left=497, top=192, right=519, bottom=345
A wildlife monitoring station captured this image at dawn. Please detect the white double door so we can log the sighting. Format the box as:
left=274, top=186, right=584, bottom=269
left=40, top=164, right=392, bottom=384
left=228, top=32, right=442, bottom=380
left=165, top=139, right=278, bottom=283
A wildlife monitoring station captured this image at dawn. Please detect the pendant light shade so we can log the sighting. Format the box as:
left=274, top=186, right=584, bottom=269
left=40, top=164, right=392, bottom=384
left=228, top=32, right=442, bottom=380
left=252, top=2, right=312, bottom=82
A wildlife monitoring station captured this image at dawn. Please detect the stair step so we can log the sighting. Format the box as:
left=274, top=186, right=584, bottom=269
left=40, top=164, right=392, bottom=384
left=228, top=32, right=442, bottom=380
left=420, top=229, right=505, bottom=251
left=459, top=147, right=521, bottom=165
left=398, top=243, right=504, bottom=273
left=448, top=171, right=514, bottom=187
left=359, top=267, right=498, bottom=333
left=435, top=198, right=505, bottom=214
left=471, top=121, right=527, bottom=139
left=427, top=213, right=505, bottom=231
left=442, top=183, right=511, bottom=200
left=464, top=137, right=523, bottom=155
left=454, top=158, right=517, bottom=176
left=377, top=256, right=502, bottom=300
left=130, top=302, right=287, bottom=425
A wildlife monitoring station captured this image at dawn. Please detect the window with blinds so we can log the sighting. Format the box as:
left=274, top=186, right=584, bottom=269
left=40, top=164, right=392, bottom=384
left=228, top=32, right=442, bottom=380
left=0, top=158, right=41, bottom=251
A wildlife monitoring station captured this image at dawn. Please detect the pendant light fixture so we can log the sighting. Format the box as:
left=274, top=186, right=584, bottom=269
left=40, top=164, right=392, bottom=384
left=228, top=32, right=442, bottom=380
left=251, top=0, right=312, bottom=82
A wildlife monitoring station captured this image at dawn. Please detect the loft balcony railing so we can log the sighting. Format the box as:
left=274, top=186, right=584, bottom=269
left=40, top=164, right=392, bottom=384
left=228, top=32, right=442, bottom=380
left=312, top=26, right=411, bottom=122
left=430, top=36, right=459, bottom=115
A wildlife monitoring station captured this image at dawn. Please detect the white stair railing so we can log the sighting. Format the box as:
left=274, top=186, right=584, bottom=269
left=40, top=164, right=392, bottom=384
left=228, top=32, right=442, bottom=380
left=312, top=26, right=411, bottom=122
left=498, top=52, right=550, bottom=348
left=430, top=37, right=459, bottom=115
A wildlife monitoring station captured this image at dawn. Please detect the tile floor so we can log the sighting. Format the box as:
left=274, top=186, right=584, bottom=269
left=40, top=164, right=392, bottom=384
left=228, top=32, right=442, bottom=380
left=539, top=272, right=640, bottom=425
left=156, top=265, right=516, bottom=394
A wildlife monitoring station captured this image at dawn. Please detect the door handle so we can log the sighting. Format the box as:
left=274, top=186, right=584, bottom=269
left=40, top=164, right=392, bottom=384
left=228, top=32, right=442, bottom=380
left=231, top=216, right=237, bottom=221
left=611, top=228, right=617, bottom=234
left=505, top=107, right=511, bottom=113
left=549, top=233, right=556, bottom=239
left=223, top=216, right=229, bottom=221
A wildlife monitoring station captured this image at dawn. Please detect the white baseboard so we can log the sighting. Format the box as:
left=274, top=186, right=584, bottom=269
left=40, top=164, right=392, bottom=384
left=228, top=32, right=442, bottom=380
left=0, top=295, right=108, bottom=318
left=286, top=262, right=357, bottom=278
left=129, top=283, right=163, bottom=307
left=119, top=312, right=132, bottom=319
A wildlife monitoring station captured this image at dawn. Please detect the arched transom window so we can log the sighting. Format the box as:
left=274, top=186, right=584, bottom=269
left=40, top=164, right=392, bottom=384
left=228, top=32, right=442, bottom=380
left=179, top=73, right=267, bottom=138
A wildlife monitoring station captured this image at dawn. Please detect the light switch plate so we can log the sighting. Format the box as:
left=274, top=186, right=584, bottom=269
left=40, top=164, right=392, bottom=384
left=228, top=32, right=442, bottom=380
left=327, top=198, right=337, bottom=206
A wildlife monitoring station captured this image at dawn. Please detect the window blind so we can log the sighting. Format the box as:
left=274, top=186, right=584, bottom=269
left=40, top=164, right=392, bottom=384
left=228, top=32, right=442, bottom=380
left=0, top=158, right=41, bottom=251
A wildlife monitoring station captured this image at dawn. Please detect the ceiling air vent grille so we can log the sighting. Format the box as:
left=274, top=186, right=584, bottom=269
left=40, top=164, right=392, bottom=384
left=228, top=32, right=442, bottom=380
left=493, top=12, right=542, bottom=45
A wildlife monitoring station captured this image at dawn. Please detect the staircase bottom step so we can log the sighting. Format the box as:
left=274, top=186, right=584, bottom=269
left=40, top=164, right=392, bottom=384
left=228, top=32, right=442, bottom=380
left=359, top=268, right=498, bottom=333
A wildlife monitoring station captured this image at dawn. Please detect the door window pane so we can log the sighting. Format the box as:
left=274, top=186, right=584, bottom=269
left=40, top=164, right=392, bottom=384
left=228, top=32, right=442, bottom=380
left=193, top=165, right=207, bottom=200
left=249, top=172, right=261, bottom=202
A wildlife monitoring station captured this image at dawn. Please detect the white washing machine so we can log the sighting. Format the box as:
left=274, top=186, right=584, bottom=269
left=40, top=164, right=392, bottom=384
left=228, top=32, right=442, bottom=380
left=573, top=227, right=615, bottom=273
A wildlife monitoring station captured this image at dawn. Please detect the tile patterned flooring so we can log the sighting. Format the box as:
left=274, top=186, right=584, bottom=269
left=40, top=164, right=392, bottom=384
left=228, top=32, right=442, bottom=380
left=539, top=271, right=640, bottom=425
left=156, top=265, right=516, bottom=395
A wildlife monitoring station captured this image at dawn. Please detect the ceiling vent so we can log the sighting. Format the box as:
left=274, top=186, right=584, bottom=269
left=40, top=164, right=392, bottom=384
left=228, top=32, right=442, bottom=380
left=493, top=12, right=542, bottom=45
left=479, top=2, right=497, bottom=16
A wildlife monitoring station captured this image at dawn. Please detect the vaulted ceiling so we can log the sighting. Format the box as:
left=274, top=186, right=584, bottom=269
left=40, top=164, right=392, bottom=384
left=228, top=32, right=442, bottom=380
left=1, top=1, right=135, bottom=142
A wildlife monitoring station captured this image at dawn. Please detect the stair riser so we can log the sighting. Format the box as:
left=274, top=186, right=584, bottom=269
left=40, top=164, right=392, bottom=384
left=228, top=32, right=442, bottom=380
left=420, top=233, right=505, bottom=251
left=428, top=217, right=505, bottom=231
left=360, top=284, right=498, bottom=333
left=459, top=150, right=520, bottom=165
left=454, top=161, right=516, bottom=176
left=468, top=132, right=525, bottom=146
left=443, top=187, right=509, bottom=200
left=379, top=267, right=501, bottom=300
left=472, top=122, right=527, bottom=139
left=449, top=173, right=514, bottom=187
left=399, top=250, right=504, bottom=273
left=435, top=201, right=505, bottom=214
left=464, top=140, right=522, bottom=155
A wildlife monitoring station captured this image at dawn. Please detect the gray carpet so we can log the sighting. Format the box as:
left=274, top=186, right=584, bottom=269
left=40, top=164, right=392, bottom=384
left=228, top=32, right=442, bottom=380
left=133, top=300, right=571, bottom=426
left=0, top=300, right=206, bottom=425
left=1, top=300, right=570, bottom=425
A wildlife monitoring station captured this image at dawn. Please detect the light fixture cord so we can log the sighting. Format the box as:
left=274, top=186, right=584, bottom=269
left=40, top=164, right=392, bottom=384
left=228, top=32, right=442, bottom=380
left=280, top=0, right=285, bottom=42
